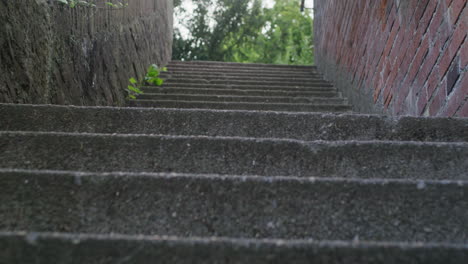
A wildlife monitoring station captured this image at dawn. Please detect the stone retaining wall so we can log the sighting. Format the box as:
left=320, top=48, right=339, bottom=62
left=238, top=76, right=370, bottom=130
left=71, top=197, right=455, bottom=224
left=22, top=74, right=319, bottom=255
left=0, top=0, right=173, bottom=106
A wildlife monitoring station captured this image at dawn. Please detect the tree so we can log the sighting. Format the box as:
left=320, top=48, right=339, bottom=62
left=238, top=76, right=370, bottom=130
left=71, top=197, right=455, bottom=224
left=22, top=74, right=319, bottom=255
left=173, top=0, right=314, bottom=65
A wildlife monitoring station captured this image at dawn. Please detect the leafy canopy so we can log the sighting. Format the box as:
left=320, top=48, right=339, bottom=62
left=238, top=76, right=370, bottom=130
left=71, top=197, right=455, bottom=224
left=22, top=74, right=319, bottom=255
left=173, top=0, right=314, bottom=65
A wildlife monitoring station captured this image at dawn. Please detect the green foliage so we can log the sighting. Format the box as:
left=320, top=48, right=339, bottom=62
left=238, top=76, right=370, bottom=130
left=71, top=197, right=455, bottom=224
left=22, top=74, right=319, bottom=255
left=127, top=64, right=167, bottom=100
left=174, top=0, right=183, bottom=7
left=145, top=64, right=167, bottom=86
left=173, top=0, right=314, bottom=65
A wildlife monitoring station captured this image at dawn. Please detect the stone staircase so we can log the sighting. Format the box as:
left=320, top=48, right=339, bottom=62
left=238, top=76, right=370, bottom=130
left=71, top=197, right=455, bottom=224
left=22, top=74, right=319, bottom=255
left=129, top=61, right=352, bottom=112
left=0, top=60, right=467, bottom=263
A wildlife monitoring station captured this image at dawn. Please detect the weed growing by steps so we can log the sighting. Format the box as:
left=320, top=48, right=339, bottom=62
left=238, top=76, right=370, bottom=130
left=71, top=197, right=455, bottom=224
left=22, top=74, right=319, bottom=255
left=127, top=64, right=167, bottom=100
left=56, top=0, right=128, bottom=9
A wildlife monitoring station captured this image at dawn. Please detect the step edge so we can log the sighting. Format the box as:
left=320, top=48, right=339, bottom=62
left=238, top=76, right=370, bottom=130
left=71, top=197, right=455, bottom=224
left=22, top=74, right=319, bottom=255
left=1, top=130, right=467, bottom=146
left=1, top=231, right=467, bottom=250
left=130, top=99, right=350, bottom=107
left=2, top=103, right=468, bottom=121
left=1, top=168, right=467, bottom=186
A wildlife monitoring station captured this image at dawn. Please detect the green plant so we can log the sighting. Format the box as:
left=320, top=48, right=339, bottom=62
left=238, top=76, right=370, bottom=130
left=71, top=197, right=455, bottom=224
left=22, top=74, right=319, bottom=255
left=127, top=64, right=167, bottom=100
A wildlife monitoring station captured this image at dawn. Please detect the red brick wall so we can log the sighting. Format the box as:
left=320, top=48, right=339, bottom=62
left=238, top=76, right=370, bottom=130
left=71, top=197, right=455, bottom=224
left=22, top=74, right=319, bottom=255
left=315, top=0, right=467, bottom=117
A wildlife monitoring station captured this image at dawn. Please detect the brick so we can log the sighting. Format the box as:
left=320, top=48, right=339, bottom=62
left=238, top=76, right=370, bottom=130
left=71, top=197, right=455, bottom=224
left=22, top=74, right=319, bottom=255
left=441, top=72, right=468, bottom=116
left=456, top=100, right=468, bottom=117
left=407, top=36, right=431, bottom=85
left=389, top=27, right=407, bottom=61
left=384, top=93, right=393, bottom=108
left=414, top=0, right=438, bottom=39
left=382, top=64, right=400, bottom=100
left=461, top=39, right=468, bottom=68
left=383, top=20, right=400, bottom=57
left=413, top=0, right=430, bottom=27
left=438, top=22, right=467, bottom=77
left=384, top=3, right=398, bottom=32
left=448, top=0, right=466, bottom=25
left=449, top=16, right=467, bottom=55
left=395, top=81, right=412, bottom=114
left=414, top=41, right=443, bottom=89
left=437, top=20, right=453, bottom=45
left=399, top=36, right=419, bottom=72
left=417, top=86, right=430, bottom=115
left=428, top=2, right=447, bottom=40
left=426, top=66, right=442, bottom=98
left=429, top=80, right=448, bottom=116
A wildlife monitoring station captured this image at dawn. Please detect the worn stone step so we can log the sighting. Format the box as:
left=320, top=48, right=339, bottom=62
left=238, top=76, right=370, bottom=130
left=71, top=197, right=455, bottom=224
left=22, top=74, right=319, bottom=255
left=160, top=73, right=324, bottom=82
left=167, top=63, right=317, bottom=73
left=161, top=70, right=322, bottom=79
left=3, top=232, right=467, bottom=264
left=1, top=132, right=467, bottom=179
left=166, top=66, right=318, bottom=76
left=136, top=93, right=348, bottom=104
left=1, top=104, right=467, bottom=142
left=1, top=169, right=467, bottom=242
left=158, top=83, right=335, bottom=91
left=140, top=87, right=340, bottom=97
left=163, top=78, right=332, bottom=87
left=128, top=100, right=351, bottom=112
left=169, top=60, right=317, bottom=69
left=167, top=64, right=317, bottom=71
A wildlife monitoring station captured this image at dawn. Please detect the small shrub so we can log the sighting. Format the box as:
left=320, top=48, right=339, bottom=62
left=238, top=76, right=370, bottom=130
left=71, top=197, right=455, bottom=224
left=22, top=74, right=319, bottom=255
left=127, top=64, right=167, bottom=100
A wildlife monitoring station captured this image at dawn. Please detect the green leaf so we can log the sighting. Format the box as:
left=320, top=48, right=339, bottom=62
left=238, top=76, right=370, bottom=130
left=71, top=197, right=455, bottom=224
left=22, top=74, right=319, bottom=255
left=77, top=0, right=89, bottom=6
left=155, top=78, right=164, bottom=86
left=128, top=85, right=143, bottom=94
left=162, top=67, right=168, bottom=72
left=146, top=71, right=157, bottom=78
left=128, top=94, right=136, bottom=100
left=129, top=77, right=138, bottom=84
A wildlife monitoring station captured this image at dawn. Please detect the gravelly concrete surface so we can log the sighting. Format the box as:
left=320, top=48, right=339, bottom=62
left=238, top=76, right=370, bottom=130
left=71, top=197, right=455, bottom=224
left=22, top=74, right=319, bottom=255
left=1, top=103, right=467, bottom=141
left=128, top=100, right=353, bottom=112
left=1, top=60, right=467, bottom=263
left=1, top=131, right=467, bottom=179
left=1, top=169, right=467, bottom=242
left=1, top=231, right=467, bottom=264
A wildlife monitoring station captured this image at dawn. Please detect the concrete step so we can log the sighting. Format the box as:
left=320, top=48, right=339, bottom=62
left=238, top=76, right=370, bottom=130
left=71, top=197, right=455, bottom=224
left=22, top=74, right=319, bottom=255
left=160, top=73, right=324, bottom=82
left=1, top=169, right=467, bottom=242
left=163, top=78, right=332, bottom=87
left=169, top=60, right=317, bottom=69
left=140, top=87, right=340, bottom=97
left=167, top=63, right=317, bottom=73
left=1, top=233, right=467, bottom=264
left=166, top=66, right=318, bottom=76
left=1, top=132, right=467, bottom=179
left=161, top=70, right=322, bottom=79
left=1, top=104, right=467, bottom=142
left=128, top=100, right=352, bottom=112
left=136, top=93, right=348, bottom=104
left=158, top=83, right=336, bottom=91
